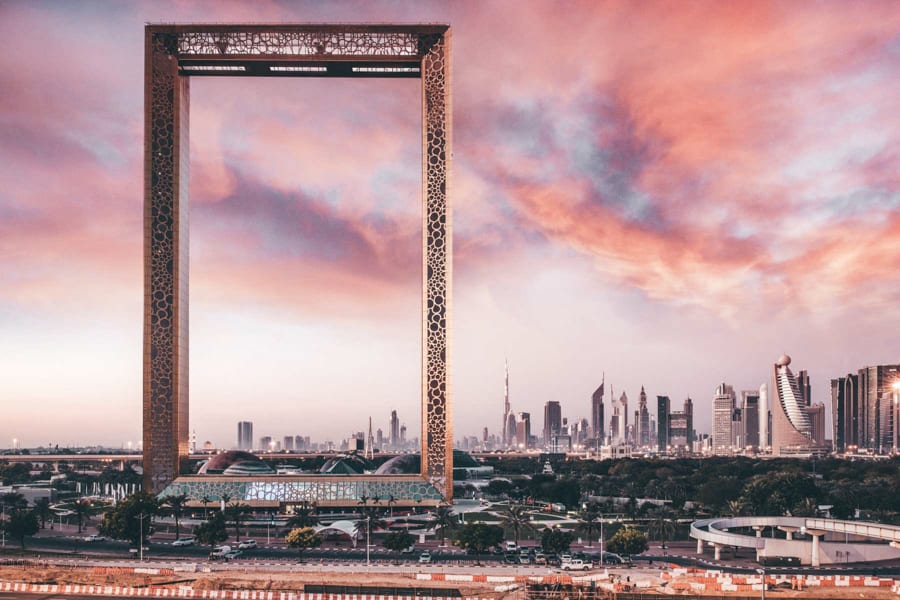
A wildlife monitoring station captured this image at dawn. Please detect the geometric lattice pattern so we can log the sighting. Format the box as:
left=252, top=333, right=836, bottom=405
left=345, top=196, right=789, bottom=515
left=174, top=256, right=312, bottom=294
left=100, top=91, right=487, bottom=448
left=158, top=475, right=445, bottom=508
left=144, top=24, right=453, bottom=501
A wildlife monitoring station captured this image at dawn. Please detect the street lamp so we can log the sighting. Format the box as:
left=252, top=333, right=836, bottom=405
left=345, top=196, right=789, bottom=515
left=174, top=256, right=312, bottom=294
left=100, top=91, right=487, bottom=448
left=137, top=512, right=150, bottom=562
left=366, top=516, right=371, bottom=569
left=756, top=567, right=766, bottom=600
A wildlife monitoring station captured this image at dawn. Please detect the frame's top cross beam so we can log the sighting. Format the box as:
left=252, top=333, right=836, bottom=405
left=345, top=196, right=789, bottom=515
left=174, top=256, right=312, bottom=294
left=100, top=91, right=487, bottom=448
left=147, top=24, right=448, bottom=58
left=147, top=24, right=450, bottom=78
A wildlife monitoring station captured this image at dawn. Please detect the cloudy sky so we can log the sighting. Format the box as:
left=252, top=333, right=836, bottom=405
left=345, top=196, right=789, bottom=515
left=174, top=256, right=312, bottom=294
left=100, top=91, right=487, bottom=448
left=1, top=1, right=898, bottom=449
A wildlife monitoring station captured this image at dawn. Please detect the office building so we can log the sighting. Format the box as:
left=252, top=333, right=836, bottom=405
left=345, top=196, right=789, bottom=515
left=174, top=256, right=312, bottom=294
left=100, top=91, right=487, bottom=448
left=831, top=364, right=899, bottom=453
left=712, top=383, right=736, bottom=453
left=636, top=386, right=650, bottom=446
left=657, top=396, right=670, bottom=452
left=390, top=410, right=400, bottom=449
left=669, top=397, right=693, bottom=450
left=543, top=401, right=562, bottom=446
left=771, top=354, right=815, bottom=456
left=237, top=421, right=253, bottom=451
left=259, top=436, right=273, bottom=451
left=516, top=412, right=531, bottom=448
left=502, top=360, right=511, bottom=446
left=619, top=391, right=629, bottom=443
left=591, top=374, right=605, bottom=441
left=759, top=383, right=770, bottom=451
left=283, top=436, right=294, bottom=452
left=741, top=391, right=760, bottom=449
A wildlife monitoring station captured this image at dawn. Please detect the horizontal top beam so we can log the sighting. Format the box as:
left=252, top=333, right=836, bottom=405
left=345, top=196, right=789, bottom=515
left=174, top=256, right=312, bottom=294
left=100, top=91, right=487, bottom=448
left=146, top=23, right=449, bottom=35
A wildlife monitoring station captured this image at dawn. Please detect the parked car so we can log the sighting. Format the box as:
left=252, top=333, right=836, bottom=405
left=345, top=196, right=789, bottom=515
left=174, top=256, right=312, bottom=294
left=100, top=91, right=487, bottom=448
left=237, top=539, right=257, bottom=550
left=560, top=553, right=572, bottom=563
left=561, top=559, right=590, bottom=571
left=172, top=536, right=195, bottom=547
left=504, top=553, right=519, bottom=564
left=223, top=550, right=242, bottom=560
left=505, top=541, right=518, bottom=552
left=518, top=555, right=532, bottom=565
left=84, top=535, right=106, bottom=542
left=534, top=552, right=547, bottom=565
left=401, top=545, right=415, bottom=554
left=419, top=552, right=432, bottom=564
left=209, top=545, right=231, bottom=559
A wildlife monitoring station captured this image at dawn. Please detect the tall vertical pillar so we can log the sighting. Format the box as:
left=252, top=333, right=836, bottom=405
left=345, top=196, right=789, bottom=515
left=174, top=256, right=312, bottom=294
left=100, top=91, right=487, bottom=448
left=143, top=29, right=190, bottom=494
left=420, top=30, right=453, bottom=501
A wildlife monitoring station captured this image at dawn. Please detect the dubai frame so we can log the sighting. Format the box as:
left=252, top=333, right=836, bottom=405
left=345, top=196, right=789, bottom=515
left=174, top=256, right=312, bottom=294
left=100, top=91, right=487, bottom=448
left=144, top=24, right=453, bottom=505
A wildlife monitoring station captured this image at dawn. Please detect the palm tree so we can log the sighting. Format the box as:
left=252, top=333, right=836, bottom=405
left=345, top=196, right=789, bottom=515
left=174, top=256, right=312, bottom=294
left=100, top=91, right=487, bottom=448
left=429, top=504, right=456, bottom=546
left=225, top=502, right=251, bottom=541
left=200, top=496, right=212, bottom=518
left=72, top=499, right=93, bottom=533
left=0, top=492, right=27, bottom=511
left=577, top=505, right=601, bottom=547
left=286, top=501, right=318, bottom=530
left=162, top=494, right=189, bottom=540
left=33, top=497, right=52, bottom=529
left=647, top=511, right=676, bottom=548
left=387, top=495, right=397, bottom=519
left=499, top=504, right=532, bottom=546
left=727, top=500, right=745, bottom=517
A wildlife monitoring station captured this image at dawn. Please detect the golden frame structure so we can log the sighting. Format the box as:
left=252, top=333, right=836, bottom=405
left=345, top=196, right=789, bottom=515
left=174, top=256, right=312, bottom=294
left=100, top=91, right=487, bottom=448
left=143, top=24, right=452, bottom=502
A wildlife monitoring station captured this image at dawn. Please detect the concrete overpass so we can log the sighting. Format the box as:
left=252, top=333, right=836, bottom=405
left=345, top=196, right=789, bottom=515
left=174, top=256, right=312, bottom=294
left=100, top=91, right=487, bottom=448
left=691, top=516, right=900, bottom=566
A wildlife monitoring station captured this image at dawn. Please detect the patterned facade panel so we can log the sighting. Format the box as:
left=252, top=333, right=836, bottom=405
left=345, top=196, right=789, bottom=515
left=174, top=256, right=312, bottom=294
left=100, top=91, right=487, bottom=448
left=177, top=31, right=421, bottom=57
left=144, top=31, right=189, bottom=494
left=158, top=476, right=445, bottom=506
left=421, top=32, right=452, bottom=500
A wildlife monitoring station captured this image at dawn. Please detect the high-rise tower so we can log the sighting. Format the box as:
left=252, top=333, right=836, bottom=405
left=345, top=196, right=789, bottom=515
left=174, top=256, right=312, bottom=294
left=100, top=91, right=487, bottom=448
left=502, top=359, right=511, bottom=447
left=771, top=354, right=814, bottom=456
left=591, top=373, right=605, bottom=441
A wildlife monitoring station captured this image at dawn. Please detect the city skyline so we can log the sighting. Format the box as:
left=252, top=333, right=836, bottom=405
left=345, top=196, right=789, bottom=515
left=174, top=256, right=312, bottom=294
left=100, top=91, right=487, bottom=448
left=2, top=1, right=899, bottom=448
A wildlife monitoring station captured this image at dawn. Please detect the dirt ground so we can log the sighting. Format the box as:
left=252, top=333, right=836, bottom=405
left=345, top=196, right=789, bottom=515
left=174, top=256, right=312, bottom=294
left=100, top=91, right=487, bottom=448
left=1, top=563, right=898, bottom=599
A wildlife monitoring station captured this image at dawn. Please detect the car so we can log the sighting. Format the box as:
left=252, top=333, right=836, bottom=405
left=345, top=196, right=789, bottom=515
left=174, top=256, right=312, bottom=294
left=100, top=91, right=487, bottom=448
left=561, top=559, right=590, bottom=571
left=601, top=552, right=624, bottom=564
left=518, top=555, right=532, bottom=565
left=505, top=541, right=518, bottom=552
left=534, top=552, right=547, bottom=565
left=419, top=552, right=432, bottom=563
left=83, top=535, right=106, bottom=542
left=560, top=553, right=572, bottom=563
left=237, top=539, right=257, bottom=550
left=172, top=536, right=195, bottom=547
left=209, top=545, right=232, bottom=559
left=504, top=553, right=519, bottom=564
left=223, top=550, right=242, bottom=560
left=401, top=545, right=416, bottom=554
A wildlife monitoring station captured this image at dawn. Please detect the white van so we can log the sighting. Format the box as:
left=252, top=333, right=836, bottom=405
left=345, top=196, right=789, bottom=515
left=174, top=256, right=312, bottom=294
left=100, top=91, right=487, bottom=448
left=505, top=541, right=517, bottom=552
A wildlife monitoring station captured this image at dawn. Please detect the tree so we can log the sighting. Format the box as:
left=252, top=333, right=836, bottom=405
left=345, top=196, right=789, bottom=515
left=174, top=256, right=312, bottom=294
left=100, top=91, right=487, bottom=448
left=200, top=496, right=212, bottom=518
left=0, top=492, right=27, bottom=512
left=606, top=527, right=648, bottom=557
left=33, top=497, right=52, bottom=529
left=540, top=527, right=574, bottom=556
left=97, top=492, right=159, bottom=546
left=453, top=523, right=503, bottom=565
left=576, top=505, right=601, bottom=547
left=647, top=511, right=676, bottom=548
left=726, top=500, right=745, bottom=517
left=285, top=526, right=322, bottom=562
left=499, top=504, right=532, bottom=545
left=428, top=504, right=456, bottom=546
left=71, top=499, right=94, bottom=533
left=383, top=530, right=415, bottom=563
left=161, top=494, right=189, bottom=540
left=3, top=509, right=38, bottom=549
left=225, top=502, right=251, bottom=541
left=194, top=512, right=228, bottom=547
left=285, top=501, right=318, bottom=530
left=485, top=479, right=514, bottom=499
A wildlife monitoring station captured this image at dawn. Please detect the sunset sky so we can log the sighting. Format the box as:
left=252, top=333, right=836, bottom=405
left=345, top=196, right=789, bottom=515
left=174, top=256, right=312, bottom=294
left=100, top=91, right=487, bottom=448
left=1, top=1, right=898, bottom=449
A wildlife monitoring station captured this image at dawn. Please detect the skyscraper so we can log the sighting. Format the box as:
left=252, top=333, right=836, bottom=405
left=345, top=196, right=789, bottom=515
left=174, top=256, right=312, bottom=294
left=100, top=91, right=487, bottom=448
left=516, top=412, right=531, bottom=448
left=657, top=395, right=670, bottom=452
left=831, top=365, right=899, bottom=453
left=543, top=401, right=562, bottom=448
left=637, top=386, right=650, bottom=446
left=712, top=383, right=735, bottom=453
left=741, top=391, right=760, bottom=449
left=759, top=383, right=769, bottom=451
left=619, top=391, right=629, bottom=443
left=502, top=359, right=511, bottom=447
left=591, top=373, right=605, bottom=441
left=390, top=410, right=400, bottom=449
left=237, top=421, right=253, bottom=451
left=771, top=354, right=814, bottom=456
left=669, top=397, right=693, bottom=450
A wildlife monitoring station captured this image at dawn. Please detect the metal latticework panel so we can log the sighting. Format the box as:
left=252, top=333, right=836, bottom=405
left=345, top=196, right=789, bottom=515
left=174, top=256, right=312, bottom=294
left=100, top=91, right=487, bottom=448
left=143, top=24, right=452, bottom=501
